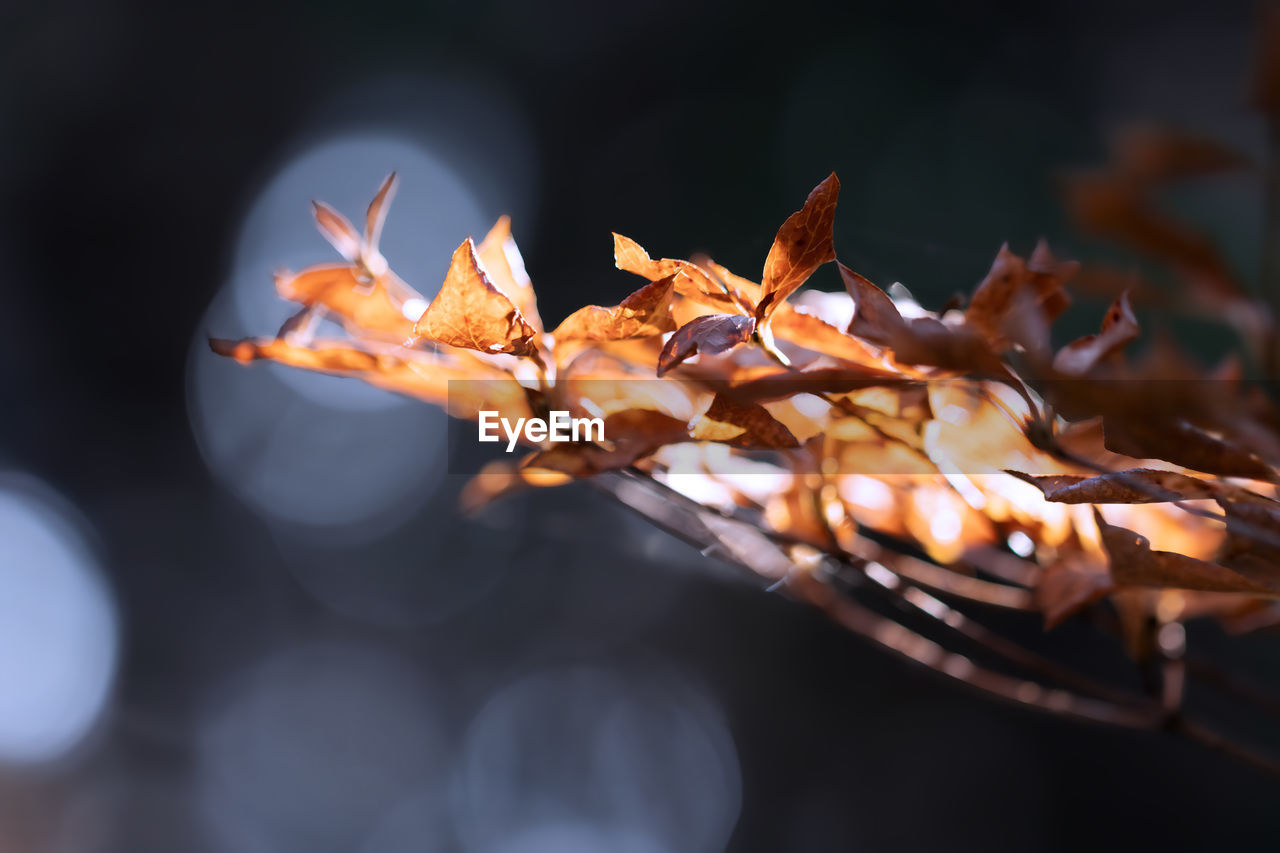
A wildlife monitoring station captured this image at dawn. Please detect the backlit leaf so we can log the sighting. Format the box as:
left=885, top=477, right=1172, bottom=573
left=1008, top=468, right=1217, bottom=504
left=414, top=238, right=539, bottom=357
left=1095, top=510, right=1274, bottom=595
left=1053, top=291, right=1139, bottom=376
left=657, top=314, right=756, bottom=376
left=275, top=263, right=418, bottom=342
left=689, top=394, right=799, bottom=448
left=477, top=216, right=543, bottom=331
left=553, top=273, right=680, bottom=341
left=756, top=173, right=840, bottom=322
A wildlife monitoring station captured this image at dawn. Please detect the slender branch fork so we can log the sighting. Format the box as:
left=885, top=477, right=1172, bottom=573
left=590, top=469, right=1280, bottom=778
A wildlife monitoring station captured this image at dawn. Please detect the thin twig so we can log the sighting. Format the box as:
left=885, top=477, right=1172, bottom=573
left=1187, top=657, right=1280, bottom=716
left=590, top=467, right=1280, bottom=776
left=822, top=558, right=1145, bottom=708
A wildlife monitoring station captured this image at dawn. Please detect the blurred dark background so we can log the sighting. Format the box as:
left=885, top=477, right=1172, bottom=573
left=2, top=0, right=1278, bottom=850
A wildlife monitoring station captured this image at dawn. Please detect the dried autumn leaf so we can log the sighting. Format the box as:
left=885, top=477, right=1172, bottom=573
left=554, top=372, right=702, bottom=422
left=207, top=336, right=530, bottom=419
left=364, top=170, right=397, bottom=250
left=657, top=314, right=756, bottom=377
left=773, top=305, right=887, bottom=368
left=552, top=273, right=680, bottom=341
left=1095, top=510, right=1274, bottom=595
left=275, top=263, right=417, bottom=342
left=1008, top=468, right=1217, bottom=504
left=696, top=256, right=769, bottom=313
left=414, top=238, right=539, bottom=357
left=312, top=200, right=361, bottom=262
left=476, top=216, right=543, bottom=331
left=756, top=173, right=840, bottom=322
left=204, top=148, right=1280, bottom=773
left=1213, top=496, right=1280, bottom=591
left=697, top=257, right=885, bottom=369
left=311, top=172, right=398, bottom=279
left=839, top=263, right=1007, bottom=374
left=1034, top=559, right=1114, bottom=629
left=841, top=263, right=907, bottom=348
left=1103, top=418, right=1277, bottom=482
left=689, top=393, right=799, bottom=448
left=727, top=366, right=903, bottom=403
left=523, top=409, right=690, bottom=476
left=1053, top=291, right=1139, bottom=376
left=612, top=233, right=748, bottom=312
left=965, top=242, right=1074, bottom=346
left=897, top=318, right=1006, bottom=374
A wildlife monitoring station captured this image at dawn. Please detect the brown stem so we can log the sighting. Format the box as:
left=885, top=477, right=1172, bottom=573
left=785, top=570, right=1161, bottom=728
left=1187, top=657, right=1280, bottom=716
left=1172, top=718, right=1280, bottom=777
left=591, top=468, right=1280, bottom=776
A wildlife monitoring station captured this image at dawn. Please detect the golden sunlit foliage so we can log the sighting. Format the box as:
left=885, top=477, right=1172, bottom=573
left=214, top=140, right=1280, bottom=771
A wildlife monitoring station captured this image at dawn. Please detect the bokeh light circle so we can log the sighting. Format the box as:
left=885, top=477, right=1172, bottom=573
left=198, top=642, right=448, bottom=852
left=0, top=473, right=118, bottom=765
left=187, top=129, right=511, bottom=537
left=452, top=664, right=741, bottom=853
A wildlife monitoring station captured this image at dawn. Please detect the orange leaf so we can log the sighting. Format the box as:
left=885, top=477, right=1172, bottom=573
left=840, top=263, right=907, bottom=347
left=769, top=308, right=886, bottom=369
left=1008, top=468, right=1217, bottom=504
left=1053, top=291, right=1139, bottom=376
left=1034, top=559, right=1114, bottom=629
left=839, top=268, right=1004, bottom=373
left=363, top=171, right=398, bottom=250
left=727, top=366, right=903, bottom=402
left=476, top=216, right=543, bottom=332
left=210, top=336, right=535, bottom=420
left=1214, top=496, right=1280, bottom=591
left=1095, top=510, right=1274, bottom=595
left=523, top=409, right=690, bottom=476
left=690, top=394, right=800, bottom=448
left=552, top=273, right=680, bottom=341
left=275, top=263, right=417, bottom=342
left=1103, top=418, right=1276, bottom=482
left=311, top=173, right=399, bottom=279
left=756, top=173, right=840, bottom=322
left=612, top=233, right=748, bottom=313
left=312, top=201, right=360, bottom=261
left=965, top=242, right=1074, bottom=347
left=414, top=239, right=539, bottom=357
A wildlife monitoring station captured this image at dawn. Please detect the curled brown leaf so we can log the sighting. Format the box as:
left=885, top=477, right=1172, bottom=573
left=523, top=409, right=691, bottom=476
left=657, top=314, right=756, bottom=377
left=553, top=273, right=680, bottom=342
left=1008, top=468, right=1217, bottom=504
left=414, top=238, right=539, bottom=357
left=1095, top=510, right=1274, bottom=595
left=689, top=394, right=799, bottom=448
left=476, top=216, right=543, bottom=332
left=1053, top=291, right=1139, bottom=376
left=756, top=173, right=840, bottom=322
left=275, top=263, right=417, bottom=342
left=1034, top=558, right=1115, bottom=629
left=613, top=233, right=749, bottom=312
